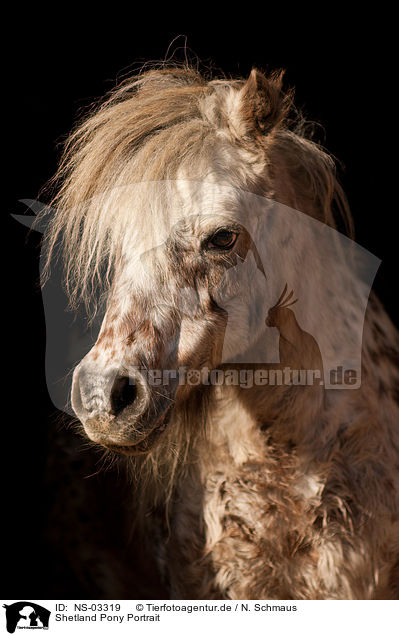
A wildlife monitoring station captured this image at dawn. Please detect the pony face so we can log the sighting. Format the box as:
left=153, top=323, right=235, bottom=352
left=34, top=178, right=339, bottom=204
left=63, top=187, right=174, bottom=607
left=45, top=65, right=287, bottom=456
left=39, top=65, right=366, bottom=455
left=71, top=199, right=266, bottom=455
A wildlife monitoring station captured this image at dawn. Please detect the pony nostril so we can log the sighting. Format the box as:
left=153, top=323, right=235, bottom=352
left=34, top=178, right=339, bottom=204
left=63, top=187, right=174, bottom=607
left=111, top=376, right=137, bottom=416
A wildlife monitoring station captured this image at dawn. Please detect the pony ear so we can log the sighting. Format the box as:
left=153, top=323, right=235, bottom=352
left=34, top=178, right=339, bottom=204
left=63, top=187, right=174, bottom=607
left=238, top=68, right=291, bottom=138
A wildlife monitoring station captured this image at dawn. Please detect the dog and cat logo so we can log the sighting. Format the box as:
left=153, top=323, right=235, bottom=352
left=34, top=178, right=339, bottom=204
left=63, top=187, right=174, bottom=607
left=2, top=603, right=50, bottom=633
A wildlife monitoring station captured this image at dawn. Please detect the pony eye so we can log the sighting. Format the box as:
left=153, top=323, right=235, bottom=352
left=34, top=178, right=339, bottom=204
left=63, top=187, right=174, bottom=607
left=208, top=229, right=238, bottom=250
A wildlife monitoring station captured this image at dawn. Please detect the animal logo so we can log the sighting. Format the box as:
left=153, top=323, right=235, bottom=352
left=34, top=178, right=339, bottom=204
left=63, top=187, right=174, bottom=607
left=266, top=283, right=324, bottom=375
left=2, top=602, right=50, bottom=633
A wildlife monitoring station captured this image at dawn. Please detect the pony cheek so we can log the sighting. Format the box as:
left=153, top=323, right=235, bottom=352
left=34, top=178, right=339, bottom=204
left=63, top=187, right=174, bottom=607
left=175, top=317, right=209, bottom=365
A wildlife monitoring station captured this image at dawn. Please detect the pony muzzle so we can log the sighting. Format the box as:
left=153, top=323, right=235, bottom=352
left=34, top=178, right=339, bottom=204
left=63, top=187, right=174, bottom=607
left=71, top=363, right=170, bottom=452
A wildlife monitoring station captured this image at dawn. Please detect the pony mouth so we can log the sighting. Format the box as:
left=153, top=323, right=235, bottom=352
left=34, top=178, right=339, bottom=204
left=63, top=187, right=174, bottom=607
left=103, top=408, right=172, bottom=456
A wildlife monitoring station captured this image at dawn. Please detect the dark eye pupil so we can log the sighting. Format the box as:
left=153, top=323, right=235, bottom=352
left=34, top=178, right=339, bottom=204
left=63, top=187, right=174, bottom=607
left=209, top=230, right=236, bottom=249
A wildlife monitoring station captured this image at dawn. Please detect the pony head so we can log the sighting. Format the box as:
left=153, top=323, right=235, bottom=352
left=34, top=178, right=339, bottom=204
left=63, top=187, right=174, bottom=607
left=36, top=65, right=356, bottom=456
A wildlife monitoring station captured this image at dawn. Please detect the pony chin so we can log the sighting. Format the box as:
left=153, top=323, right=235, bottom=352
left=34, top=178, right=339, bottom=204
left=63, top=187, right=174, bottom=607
left=88, top=407, right=173, bottom=456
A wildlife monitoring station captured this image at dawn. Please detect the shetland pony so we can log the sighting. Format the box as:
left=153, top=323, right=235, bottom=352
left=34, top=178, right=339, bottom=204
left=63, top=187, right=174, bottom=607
left=38, top=66, right=399, bottom=599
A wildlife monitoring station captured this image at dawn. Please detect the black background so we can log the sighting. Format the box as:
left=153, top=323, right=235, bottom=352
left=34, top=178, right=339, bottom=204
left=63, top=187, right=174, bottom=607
left=4, top=13, right=397, bottom=598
